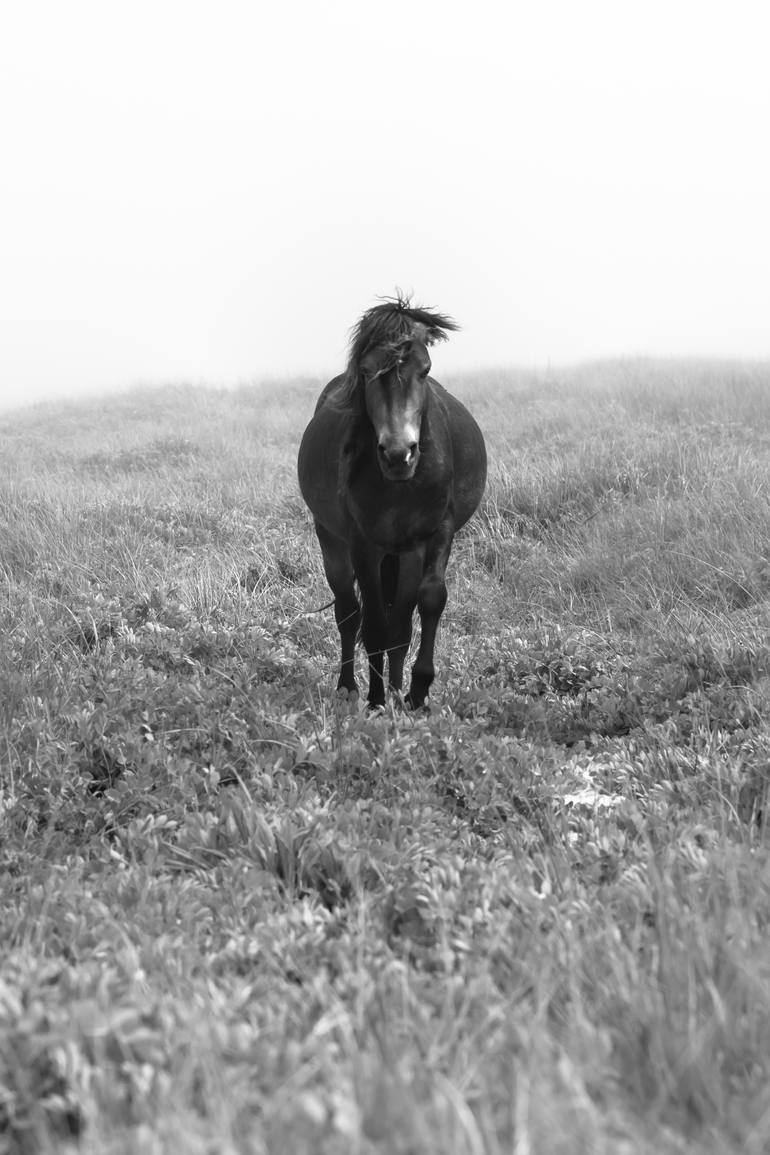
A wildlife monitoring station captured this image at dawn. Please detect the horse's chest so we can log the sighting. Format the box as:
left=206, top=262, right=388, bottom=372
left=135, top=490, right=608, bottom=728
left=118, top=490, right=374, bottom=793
left=348, top=485, right=448, bottom=550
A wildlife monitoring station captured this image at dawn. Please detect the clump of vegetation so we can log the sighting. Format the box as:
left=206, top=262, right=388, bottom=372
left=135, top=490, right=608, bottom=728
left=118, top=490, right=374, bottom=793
left=2, top=363, right=770, bottom=1153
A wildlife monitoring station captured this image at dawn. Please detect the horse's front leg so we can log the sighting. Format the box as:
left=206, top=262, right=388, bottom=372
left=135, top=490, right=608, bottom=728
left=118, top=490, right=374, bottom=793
left=407, top=520, right=454, bottom=709
left=314, top=522, right=360, bottom=697
left=351, top=536, right=388, bottom=709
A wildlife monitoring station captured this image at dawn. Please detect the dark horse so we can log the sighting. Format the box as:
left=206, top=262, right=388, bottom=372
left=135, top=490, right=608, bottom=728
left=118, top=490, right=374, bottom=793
left=298, top=296, right=487, bottom=709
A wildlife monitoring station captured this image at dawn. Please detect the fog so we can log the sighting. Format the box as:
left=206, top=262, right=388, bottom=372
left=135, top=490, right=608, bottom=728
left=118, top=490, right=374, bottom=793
left=2, top=0, right=768, bottom=411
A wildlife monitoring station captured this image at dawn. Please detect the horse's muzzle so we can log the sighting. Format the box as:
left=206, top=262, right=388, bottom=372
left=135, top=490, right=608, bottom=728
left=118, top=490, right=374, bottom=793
left=378, top=442, right=419, bottom=481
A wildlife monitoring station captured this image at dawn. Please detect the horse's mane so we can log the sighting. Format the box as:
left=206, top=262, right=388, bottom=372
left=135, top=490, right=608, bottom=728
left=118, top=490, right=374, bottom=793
left=338, top=294, right=458, bottom=405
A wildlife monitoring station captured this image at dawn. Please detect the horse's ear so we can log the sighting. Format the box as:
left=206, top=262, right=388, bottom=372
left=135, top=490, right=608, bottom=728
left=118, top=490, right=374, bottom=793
left=412, top=321, right=450, bottom=347
left=426, top=326, right=451, bottom=346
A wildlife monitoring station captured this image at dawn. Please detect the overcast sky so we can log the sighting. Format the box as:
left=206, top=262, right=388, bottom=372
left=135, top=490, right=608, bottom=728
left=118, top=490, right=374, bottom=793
left=1, top=1, right=768, bottom=410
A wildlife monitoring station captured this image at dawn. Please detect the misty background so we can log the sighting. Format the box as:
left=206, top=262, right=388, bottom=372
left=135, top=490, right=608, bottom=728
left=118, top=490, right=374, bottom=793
left=1, top=0, right=768, bottom=412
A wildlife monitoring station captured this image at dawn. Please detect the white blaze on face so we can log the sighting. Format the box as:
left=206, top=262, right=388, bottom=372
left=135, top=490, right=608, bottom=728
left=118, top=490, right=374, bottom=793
left=382, top=414, right=419, bottom=459
left=375, top=385, right=421, bottom=463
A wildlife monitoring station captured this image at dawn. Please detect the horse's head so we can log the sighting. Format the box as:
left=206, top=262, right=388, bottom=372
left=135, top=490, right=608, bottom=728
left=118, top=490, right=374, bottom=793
left=346, top=298, right=457, bottom=482
left=361, top=333, right=431, bottom=481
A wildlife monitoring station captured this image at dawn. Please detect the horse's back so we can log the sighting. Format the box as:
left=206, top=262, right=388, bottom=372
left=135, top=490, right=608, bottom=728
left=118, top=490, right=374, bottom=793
left=312, top=373, right=347, bottom=415
left=297, top=375, right=350, bottom=538
left=432, top=382, right=487, bottom=529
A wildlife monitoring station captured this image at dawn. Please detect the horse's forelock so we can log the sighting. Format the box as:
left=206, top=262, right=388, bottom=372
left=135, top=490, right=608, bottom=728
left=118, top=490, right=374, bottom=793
left=347, top=296, right=458, bottom=377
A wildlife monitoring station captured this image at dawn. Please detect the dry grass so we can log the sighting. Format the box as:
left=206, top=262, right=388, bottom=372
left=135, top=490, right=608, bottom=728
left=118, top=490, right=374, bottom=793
left=1, top=360, right=770, bottom=1153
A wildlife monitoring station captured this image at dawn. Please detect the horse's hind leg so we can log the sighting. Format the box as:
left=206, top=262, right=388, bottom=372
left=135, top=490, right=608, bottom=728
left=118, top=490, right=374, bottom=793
left=314, top=522, right=360, bottom=697
left=385, top=551, right=422, bottom=694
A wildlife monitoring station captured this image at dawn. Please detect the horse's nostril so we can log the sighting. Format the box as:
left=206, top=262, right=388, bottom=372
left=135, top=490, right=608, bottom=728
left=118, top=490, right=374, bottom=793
left=379, top=443, right=417, bottom=468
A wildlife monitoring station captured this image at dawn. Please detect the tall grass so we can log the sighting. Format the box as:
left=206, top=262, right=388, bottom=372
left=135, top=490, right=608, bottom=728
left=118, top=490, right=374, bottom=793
left=1, top=360, right=769, bottom=1153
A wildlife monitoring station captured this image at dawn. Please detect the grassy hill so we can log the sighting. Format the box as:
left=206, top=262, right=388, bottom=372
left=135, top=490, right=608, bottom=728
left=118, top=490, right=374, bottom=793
left=1, top=360, right=770, bottom=1153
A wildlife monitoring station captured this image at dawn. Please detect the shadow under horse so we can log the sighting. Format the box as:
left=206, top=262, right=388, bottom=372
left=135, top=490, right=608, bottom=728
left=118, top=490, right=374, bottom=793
left=298, top=296, right=487, bottom=709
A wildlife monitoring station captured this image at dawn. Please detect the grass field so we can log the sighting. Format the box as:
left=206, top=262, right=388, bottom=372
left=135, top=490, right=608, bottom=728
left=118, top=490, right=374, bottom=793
left=1, top=359, right=770, bottom=1154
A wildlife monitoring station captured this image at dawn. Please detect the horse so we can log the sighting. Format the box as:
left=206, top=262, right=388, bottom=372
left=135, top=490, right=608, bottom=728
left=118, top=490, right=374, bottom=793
left=297, top=296, right=487, bottom=709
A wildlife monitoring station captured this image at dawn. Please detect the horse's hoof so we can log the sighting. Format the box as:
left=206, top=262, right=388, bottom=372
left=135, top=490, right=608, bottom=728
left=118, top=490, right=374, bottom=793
left=336, top=687, right=359, bottom=708
left=405, top=694, right=430, bottom=712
